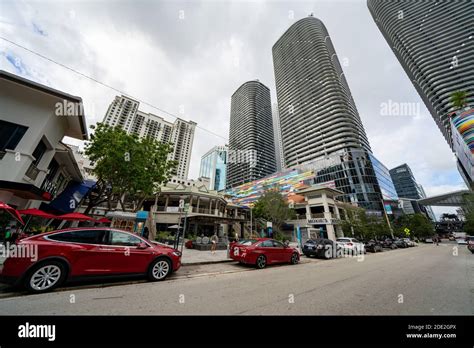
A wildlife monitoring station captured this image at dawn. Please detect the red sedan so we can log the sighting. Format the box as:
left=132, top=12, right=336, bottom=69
left=0, top=227, right=181, bottom=293
left=229, top=238, right=299, bottom=269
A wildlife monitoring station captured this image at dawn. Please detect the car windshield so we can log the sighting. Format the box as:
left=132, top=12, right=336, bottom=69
left=238, top=239, right=258, bottom=246
left=336, top=238, right=350, bottom=242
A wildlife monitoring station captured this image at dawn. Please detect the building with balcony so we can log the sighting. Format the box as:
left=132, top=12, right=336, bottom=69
left=142, top=181, right=250, bottom=240
left=287, top=185, right=350, bottom=242
left=226, top=80, right=277, bottom=188
left=0, top=70, right=88, bottom=210
left=103, top=95, right=196, bottom=179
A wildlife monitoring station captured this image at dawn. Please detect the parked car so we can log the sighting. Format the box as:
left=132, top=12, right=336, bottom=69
left=394, top=239, right=408, bottom=248
left=230, top=238, right=299, bottom=269
left=336, top=237, right=365, bottom=254
left=467, top=236, right=474, bottom=254
left=363, top=239, right=383, bottom=253
left=381, top=239, right=397, bottom=249
left=401, top=238, right=416, bottom=247
left=303, top=238, right=340, bottom=259
left=0, top=227, right=182, bottom=293
left=456, top=237, right=468, bottom=245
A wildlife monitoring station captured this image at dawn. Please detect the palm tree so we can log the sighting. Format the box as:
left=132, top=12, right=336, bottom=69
left=450, top=90, right=468, bottom=110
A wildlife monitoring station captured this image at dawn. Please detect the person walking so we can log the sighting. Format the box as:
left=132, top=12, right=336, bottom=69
left=210, top=232, right=218, bottom=254
left=143, top=227, right=149, bottom=240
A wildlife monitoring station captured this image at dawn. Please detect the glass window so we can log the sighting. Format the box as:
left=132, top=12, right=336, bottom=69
left=110, top=231, right=142, bottom=246
left=0, top=120, right=28, bottom=151
left=260, top=240, right=274, bottom=247
left=48, top=230, right=106, bottom=244
left=272, top=240, right=285, bottom=248
left=32, top=139, right=47, bottom=165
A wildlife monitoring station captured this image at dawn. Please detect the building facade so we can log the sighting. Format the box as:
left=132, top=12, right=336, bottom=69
left=199, top=145, right=228, bottom=191
left=0, top=70, right=88, bottom=210
left=103, top=95, right=196, bottom=179
left=450, top=107, right=474, bottom=189
left=272, top=103, right=285, bottom=171
left=226, top=80, right=276, bottom=188
left=272, top=15, right=372, bottom=167
left=367, top=0, right=474, bottom=146
left=389, top=163, right=435, bottom=220
left=271, top=16, right=384, bottom=212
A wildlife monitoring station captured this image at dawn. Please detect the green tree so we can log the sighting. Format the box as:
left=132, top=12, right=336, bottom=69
left=85, top=123, right=177, bottom=212
left=341, top=206, right=390, bottom=240
left=253, top=189, right=296, bottom=235
left=393, top=213, right=434, bottom=239
left=450, top=90, right=468, bottom=110
left=463, top=211, right=474, bottom=236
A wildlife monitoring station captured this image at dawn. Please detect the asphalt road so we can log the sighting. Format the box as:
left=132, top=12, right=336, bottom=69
left=0, top=242, right=472, bottom=315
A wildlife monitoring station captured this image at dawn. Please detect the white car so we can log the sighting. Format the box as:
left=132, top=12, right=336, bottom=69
left=456, top=238, right=468, bottom=245
left=336, top=237, right=365, bottom=254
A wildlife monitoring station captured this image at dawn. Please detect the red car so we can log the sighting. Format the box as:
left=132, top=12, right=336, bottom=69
left=229, top=238, right=299, bottom=269
left=0, top=227, right=181, bottom=293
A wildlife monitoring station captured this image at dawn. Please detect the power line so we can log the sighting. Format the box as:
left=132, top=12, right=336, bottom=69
left=0, top=36, right=227, bottom=141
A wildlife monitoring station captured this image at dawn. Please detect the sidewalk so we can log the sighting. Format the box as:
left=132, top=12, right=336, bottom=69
left=180, top=248, right=232, bottom=265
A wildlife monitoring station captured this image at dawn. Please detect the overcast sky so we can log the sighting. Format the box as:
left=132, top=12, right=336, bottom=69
left=0, top=0, right=466, bottom=218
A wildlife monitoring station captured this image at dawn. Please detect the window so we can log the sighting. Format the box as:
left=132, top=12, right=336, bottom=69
left=0, top=120, right=28, bottom=151
left=48, top=230, right=106, bottom=244
left=110, top=231, right=142, bottom=246
left=260, top=240, right=274, bottom=247
left=32, top=139, right=47, bottom=165
left=272, top=240, right=285, bottom=248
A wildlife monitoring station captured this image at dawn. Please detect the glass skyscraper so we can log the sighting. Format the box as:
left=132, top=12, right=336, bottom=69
left=272, top=16, right=383, bottom=212
left=199, top=146, right=228, bottom=191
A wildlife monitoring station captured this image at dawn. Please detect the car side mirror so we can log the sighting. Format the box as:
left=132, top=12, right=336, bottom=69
left=137, top=242, right=149, bottom=249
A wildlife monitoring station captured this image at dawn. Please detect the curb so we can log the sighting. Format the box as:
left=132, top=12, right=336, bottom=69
left=181, top=259, right=234, bottom=266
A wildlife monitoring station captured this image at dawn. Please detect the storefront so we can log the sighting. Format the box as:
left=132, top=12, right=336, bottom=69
left=107, top=210, right=149, bottom=235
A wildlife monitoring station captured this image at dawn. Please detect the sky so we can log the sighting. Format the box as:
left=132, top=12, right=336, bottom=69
left=0, top=0, right=466, bottom=218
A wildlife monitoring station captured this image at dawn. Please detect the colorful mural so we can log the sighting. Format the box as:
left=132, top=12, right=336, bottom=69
left=225, top=169, right=316, bottom=207
left=451, top=107, right=474, bottom=154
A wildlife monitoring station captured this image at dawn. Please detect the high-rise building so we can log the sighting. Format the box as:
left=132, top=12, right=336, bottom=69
left=272, top=16, right=383, bottom=211
left=389, top=163, right=435, bottom=220
left=103, top=95, right=196, bottom=179
left=199, top=145, right=228, bottom=191
left=226, top=80, right=276, bottom=188
left=367, top=0, right=474, bottom=146
left=272, top=103, right=285, bottom=171
left=272, top=15, right=372, bottom=167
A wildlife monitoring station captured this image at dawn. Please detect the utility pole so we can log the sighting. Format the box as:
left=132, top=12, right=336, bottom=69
left=381, top=198, right=394, bottom=239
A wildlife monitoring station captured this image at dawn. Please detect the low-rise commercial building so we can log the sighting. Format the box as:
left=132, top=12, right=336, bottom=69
left=0, top=70, right=88, bottom=210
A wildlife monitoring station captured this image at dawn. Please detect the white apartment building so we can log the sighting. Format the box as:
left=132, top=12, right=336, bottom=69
left=0, top=70, right=88, bottom=209
left=272, top=103, right=285, bottom=171
left=103, top=95, right=196, bottom=179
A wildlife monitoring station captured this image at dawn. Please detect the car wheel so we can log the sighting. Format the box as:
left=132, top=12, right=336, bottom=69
left=470, top=249, right=474, bottom=254
left=148, top=257, right=172, bottom=281
left=256, top=255, right=266, bottom=269
left=290, top=253, right=299, bottom=265
left=25, top=260, right=67, bottom=293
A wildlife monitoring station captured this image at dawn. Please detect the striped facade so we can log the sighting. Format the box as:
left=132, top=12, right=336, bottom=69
left=226, top=80, right=276, bottom=188
left=272, top=16, right=372, bottom=168
left=367, top=0, right=474, bottom=145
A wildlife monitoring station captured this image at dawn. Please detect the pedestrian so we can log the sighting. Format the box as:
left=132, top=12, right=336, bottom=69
left=234, top=231, right=239, bottom=242
left=210, top=232, right=218, bottom=254
left=143, top=227, right=149, bottom=240
left=435, top=236, right=439, bottom=246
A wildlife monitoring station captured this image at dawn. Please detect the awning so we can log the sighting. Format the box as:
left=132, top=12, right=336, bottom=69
left=57, top=212, right=96, bottom=221
left=18, top=208, right=57, bottom=219
left=0, top=201, right=25, bottom=225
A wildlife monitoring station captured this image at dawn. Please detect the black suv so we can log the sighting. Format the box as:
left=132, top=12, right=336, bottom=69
left=303, top=238, right=340, bottom=259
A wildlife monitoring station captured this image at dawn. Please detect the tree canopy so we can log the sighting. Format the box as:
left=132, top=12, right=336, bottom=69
left=253, top=189, right=296, bottom=235
left=85, top=123, right=177, bottom=212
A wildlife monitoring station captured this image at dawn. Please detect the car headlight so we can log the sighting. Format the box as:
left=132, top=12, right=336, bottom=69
left=172, top=251, right=181, bottom=257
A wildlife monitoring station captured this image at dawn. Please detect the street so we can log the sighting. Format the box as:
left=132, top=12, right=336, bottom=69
left=0, top=243, right=473, bottom=315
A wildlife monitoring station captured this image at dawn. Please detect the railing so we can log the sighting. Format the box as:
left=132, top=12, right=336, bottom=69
left=25, top=163, right=40, bottom=181
left=40, top=178, right=59, bottom=198
left=310, top=213, right=326, bottom=219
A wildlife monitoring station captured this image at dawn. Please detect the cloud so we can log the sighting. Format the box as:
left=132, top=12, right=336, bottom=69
left=0, top=0, right=464, bottom=209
